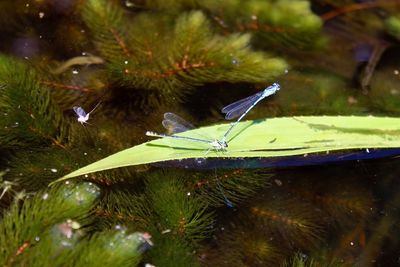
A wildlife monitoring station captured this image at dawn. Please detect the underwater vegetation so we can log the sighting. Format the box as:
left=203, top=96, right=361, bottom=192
left=2, top=0, right=400, bottom=266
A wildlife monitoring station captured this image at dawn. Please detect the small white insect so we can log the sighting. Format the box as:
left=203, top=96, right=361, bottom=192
left=73, top=102, right=101, bottom=125
left=0, top=180, right=17, bottom=200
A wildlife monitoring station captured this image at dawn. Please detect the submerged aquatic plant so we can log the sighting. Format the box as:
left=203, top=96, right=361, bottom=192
left=1, top=0, right=400, bottom=265
left=81, top=0, right=287, bottom=105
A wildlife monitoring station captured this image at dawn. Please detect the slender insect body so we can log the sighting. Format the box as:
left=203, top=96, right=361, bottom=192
left=146, top=131, right=227, bottom=152
left=221, top=83, right=280, bottom=143
left=77, top=113, right=90, bottom=124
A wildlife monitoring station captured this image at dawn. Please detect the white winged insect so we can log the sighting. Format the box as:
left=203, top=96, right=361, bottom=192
left=73, top=101, right=101, bottom=125
left=146, top=112, right=227, bottom=153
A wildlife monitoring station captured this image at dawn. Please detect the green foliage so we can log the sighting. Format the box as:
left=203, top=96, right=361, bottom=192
left=250, top=194, right=323, bottom=249
left=40, top=64, right=107, bottom=113
left=6, top=148, right=75, bottom=190
left=82, top=0, right=287, bottom=102
left=201, top=166, right=374, bottom=266
left=135, top=0, right=197, bottom=11
left=0, top=55, right=68, bottom=149
left=282, top=253, right=348, bottom=267
left=82, top=0, right=131, bottom=61
left=93, top=171, right=213, bottom=266
left=278, top=71, right=366, bottom=115
left=94, top=190, right=152, bottom=230
left=63, top=229, right=148, bottom=267
left=136, top=0, right=325, bottom=49
left=200, top=0, right=325, bottom=49
left=188, top=169, right=271, bottom=208
left=0, top=181, right=149, bottom=266
left=5, top=121, right=144, bottom=191
left=145, top=172, right=214, bottom=242
left=147, top=235, right=200, bottom=267
left=19, top=225, right=149, bottom=266
left=287, top=175, right=374, bottom=228
left=0, top=0, right=399, bottom=266
left=385, top=16, right=400, bottom=40
left=0, top=181, right=100, bottom=266
left=204, top=219, right=282, bottom=266
left=369, top=68, right=400, bottom=113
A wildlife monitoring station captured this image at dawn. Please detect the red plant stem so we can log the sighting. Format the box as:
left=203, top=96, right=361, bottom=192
left=321, top=2, right=386, bottom=21
left=6, top=242, right=30, bottom=267
left=15, top=242, right=30, bottom=256
left=40, top=81, right=92, bottom=93
left=109, top=27, right=131, bottom=57
left=124, top=61, right=212, bottom=78
left=28, top=126, right=66, bottom=149
left=237, top=22, right=293, bottom=33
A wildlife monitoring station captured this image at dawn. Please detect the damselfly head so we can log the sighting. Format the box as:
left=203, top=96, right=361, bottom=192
left=268, top=83, right=280, bottom=93
left=271, top=83, right=280, bottom=90
left=221, top=140, right=228, bottom=148
left=211, top=139, right=228, bottom=150
left=261, top=83, right=280, bottom=98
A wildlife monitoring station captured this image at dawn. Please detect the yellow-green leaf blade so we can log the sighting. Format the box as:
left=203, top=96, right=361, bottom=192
left=52, top=116, right=400, bottom=184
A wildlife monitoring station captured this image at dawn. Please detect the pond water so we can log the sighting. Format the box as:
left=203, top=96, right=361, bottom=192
left=1, top=1, right=400, bottom=266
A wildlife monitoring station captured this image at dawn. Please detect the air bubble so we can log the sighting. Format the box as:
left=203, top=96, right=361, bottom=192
left=231, top=58, right=240, bottom=65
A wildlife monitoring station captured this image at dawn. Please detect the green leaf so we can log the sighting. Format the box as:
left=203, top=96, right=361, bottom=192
left=52, top=116, right=400, bottom=183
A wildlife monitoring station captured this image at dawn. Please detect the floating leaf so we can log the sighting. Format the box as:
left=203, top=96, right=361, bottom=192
left=52, top=116, right=400, bottom=183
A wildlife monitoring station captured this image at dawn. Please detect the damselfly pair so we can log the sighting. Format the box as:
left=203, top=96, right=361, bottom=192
left=146, top=83, right=280, bottom=152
